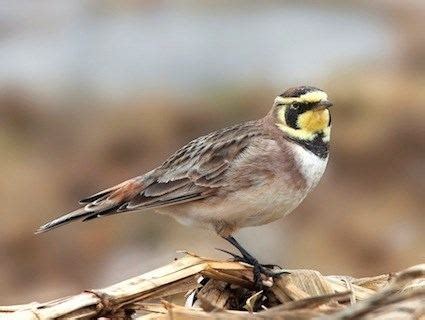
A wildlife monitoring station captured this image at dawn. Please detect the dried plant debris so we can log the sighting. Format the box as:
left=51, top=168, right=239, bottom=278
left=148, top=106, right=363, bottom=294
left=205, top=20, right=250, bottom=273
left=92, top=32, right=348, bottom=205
left=0, top=253, right=423, bottom=319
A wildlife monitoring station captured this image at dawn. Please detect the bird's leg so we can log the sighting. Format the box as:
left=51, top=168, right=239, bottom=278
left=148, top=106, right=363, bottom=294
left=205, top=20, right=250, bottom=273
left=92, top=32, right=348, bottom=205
left=222, top=236, right=285, bottom=290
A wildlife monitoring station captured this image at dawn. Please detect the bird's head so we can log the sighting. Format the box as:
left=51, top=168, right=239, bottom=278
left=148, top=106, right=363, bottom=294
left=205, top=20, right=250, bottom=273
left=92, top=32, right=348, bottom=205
left=273, top=86, right=332, bottom=142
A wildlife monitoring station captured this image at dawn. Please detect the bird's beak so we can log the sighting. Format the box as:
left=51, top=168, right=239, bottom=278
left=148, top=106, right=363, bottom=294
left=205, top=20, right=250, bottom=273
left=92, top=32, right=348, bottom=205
left=313, top=100, right=333, bottom=110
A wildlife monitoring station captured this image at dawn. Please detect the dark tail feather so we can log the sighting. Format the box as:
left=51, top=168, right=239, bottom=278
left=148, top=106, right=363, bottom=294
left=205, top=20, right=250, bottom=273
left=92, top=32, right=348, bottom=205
left=78, top=182, right=128, bottom=204
left=79, top=188, right=115, bottom=204
left=35, top=207, right=113, bottom=234
left=36, top=178, right=146, bottom=234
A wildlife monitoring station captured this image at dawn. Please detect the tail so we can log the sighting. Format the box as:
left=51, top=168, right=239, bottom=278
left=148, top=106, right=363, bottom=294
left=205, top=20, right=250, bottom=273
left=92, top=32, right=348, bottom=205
left=35, top=207, right=97, bottom=234
left=35, top=177, right=144, bottom=234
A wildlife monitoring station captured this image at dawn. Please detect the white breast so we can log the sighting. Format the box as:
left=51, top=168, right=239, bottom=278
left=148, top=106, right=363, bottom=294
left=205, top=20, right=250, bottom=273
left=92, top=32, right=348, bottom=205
left=291, top=143, right=328, bottom=191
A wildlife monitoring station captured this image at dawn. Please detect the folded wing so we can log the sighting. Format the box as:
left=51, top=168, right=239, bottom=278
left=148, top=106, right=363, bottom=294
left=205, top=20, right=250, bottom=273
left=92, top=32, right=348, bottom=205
left=36, top=121, right=264, bottom=233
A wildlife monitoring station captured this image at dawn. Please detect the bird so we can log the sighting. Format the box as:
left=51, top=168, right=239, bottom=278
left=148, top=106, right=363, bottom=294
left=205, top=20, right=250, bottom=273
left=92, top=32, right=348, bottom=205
left=36, top=85, right=332, bottom=286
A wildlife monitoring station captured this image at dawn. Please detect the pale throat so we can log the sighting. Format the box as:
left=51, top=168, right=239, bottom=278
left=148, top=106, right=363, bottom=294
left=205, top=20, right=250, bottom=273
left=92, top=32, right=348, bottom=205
left=276, top=107, right=331, bottom=142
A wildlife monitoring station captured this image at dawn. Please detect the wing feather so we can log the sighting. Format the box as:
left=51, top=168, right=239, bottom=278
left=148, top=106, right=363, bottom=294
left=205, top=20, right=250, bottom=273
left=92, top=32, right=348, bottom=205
left=36, top=120, right=266, bottom=233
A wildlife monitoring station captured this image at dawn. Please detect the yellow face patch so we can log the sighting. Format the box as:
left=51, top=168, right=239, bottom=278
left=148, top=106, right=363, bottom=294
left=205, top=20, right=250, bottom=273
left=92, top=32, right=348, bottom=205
left=297, top=109, right=330, bottom=133
left=276, top=106, right=331, bottom=141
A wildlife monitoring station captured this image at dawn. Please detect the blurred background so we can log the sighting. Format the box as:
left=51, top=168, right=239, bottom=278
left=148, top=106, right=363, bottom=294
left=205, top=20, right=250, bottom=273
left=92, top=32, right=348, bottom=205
left=0, top=0, right=424, bottom=305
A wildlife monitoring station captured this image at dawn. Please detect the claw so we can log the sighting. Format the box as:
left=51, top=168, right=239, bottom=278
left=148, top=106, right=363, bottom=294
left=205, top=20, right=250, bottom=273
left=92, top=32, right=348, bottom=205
left=259, top=266, right=288, bottom=278
left=215, top=248, right=244, bottom=261
left=221, top=236, right=287, bottom=291
left=262, top=263, right=283, bottom=270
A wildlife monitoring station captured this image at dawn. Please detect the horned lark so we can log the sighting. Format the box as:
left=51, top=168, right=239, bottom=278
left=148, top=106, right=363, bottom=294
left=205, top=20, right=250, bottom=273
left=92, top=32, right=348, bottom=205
left=37, top=86, right=332, bottom=286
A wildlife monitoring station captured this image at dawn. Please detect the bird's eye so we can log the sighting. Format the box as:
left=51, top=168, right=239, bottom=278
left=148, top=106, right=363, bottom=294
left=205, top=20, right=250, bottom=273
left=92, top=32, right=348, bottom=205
left=285, top=105, right=299, bottom=129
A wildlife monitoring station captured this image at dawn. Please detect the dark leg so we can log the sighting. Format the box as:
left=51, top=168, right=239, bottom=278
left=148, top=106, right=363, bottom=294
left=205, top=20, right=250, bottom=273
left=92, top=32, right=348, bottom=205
left=224, top=236, right=262, bottom=289
left=221, top=236, right=285, bottom=290
left=224, top=236, right=259, bottom=266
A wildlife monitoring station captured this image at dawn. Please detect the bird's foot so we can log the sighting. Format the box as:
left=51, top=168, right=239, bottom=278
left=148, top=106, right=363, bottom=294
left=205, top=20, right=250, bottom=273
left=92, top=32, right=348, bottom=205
left=216, top=248, right=287, bottom=290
